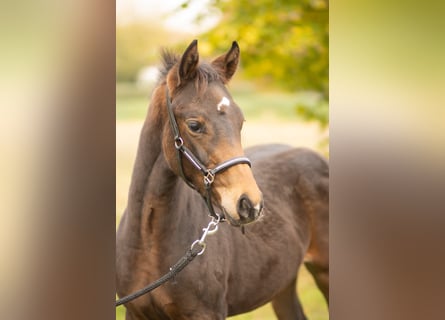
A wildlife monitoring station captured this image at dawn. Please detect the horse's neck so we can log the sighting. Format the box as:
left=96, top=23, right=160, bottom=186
left=124, top=94, right=193, bottom=245
left=127, top=88, right=167, bottom=216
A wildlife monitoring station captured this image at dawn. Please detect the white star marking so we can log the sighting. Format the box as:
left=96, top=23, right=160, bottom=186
left=217, top=96, right=230, bottom=112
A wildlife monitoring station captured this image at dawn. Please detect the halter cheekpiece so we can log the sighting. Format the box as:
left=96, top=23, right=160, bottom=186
left=166, top=88, right=251, bottom=220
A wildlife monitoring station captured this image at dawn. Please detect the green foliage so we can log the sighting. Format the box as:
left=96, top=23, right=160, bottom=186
left=296, top=98, right=329, bottom=128
left=202, top=0, right=328, bottom=94
left=183, top=0, right=329, bottom=126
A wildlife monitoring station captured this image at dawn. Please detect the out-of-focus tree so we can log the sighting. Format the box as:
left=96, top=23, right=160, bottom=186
left=117, top=23, right=155, bottom=82
left=116, top=22, right=186, bottom=82
left=182, top=0, right=329, bottom=127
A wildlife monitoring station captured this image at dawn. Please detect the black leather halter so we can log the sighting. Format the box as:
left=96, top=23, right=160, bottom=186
left=166, top=88, right=251, bottom=219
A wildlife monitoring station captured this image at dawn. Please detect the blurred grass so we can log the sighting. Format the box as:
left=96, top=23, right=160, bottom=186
left=227, top=265, right=328, bottom=319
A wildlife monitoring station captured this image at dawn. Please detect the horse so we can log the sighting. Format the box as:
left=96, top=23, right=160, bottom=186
left=116, top=40, right=329, bottom=319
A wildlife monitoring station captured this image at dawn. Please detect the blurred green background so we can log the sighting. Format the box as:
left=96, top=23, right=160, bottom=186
left=117, top=0, right=329, bottom=128
left=116, top=0, right=328, bottom=318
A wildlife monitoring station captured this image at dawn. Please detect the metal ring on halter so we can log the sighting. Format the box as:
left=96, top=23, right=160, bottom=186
left=174, top=137, right=184, bottom=149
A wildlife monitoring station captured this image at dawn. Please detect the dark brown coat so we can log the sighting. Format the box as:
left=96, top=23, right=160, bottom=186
left=116, top=40, right=329, bottom=320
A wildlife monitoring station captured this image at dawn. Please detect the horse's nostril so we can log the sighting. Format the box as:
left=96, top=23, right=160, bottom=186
left=241, top=198, right=249, bottom=210
left=237, top=195, right=252, bottom=218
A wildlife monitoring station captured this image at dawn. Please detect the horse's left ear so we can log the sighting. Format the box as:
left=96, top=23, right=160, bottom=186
left=211, top=41, right=240, bottom=83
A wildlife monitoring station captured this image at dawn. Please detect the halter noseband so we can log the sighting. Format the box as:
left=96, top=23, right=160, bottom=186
left=166, top=88, right=251, bottom=220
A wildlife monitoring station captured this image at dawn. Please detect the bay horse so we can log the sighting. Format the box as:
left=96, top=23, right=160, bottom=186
left=116, top=40, right=329, bottom=319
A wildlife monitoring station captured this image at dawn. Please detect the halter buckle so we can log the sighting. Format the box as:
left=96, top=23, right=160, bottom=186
left=204, top=171, right=215, bottom=186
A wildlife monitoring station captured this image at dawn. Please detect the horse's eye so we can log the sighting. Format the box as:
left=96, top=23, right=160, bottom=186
left=186, top=120, right=204, bottom=133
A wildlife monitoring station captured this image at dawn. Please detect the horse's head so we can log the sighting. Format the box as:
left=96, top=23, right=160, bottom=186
left=161, top=40, right=263, bottom=226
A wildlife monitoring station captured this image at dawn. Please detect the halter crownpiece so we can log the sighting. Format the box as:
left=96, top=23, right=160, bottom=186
left=166, top=88, right=252, bottom=220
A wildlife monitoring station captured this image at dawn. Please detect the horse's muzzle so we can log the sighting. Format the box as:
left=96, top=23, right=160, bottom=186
left=214, top=163, right=263, bottom=226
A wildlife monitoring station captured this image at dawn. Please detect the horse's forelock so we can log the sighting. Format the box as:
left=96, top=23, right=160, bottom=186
left=194, top=63, right=221, bottom=94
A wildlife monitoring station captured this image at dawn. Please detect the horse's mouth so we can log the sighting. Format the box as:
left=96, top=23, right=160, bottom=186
left=221, top=207, right=260, bottom=227
left=221, top=207, right=241, bottom=226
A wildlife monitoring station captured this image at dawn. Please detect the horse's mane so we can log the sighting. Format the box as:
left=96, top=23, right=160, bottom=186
left=158, top=49, right=179, bottom=82
left=158, top=49, right=221, bottom=92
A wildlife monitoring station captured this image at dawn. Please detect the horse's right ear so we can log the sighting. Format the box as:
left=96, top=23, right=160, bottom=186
left=178, top=39, right=199, bottom=85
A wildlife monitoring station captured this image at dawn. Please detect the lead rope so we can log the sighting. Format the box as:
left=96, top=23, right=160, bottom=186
left=116, top=215, right=220, bottom=307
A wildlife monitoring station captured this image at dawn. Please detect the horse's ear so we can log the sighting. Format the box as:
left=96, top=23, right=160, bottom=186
left=178, top=39, right=199, bottom=85
left=211, top=41, right=240, bottom=83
